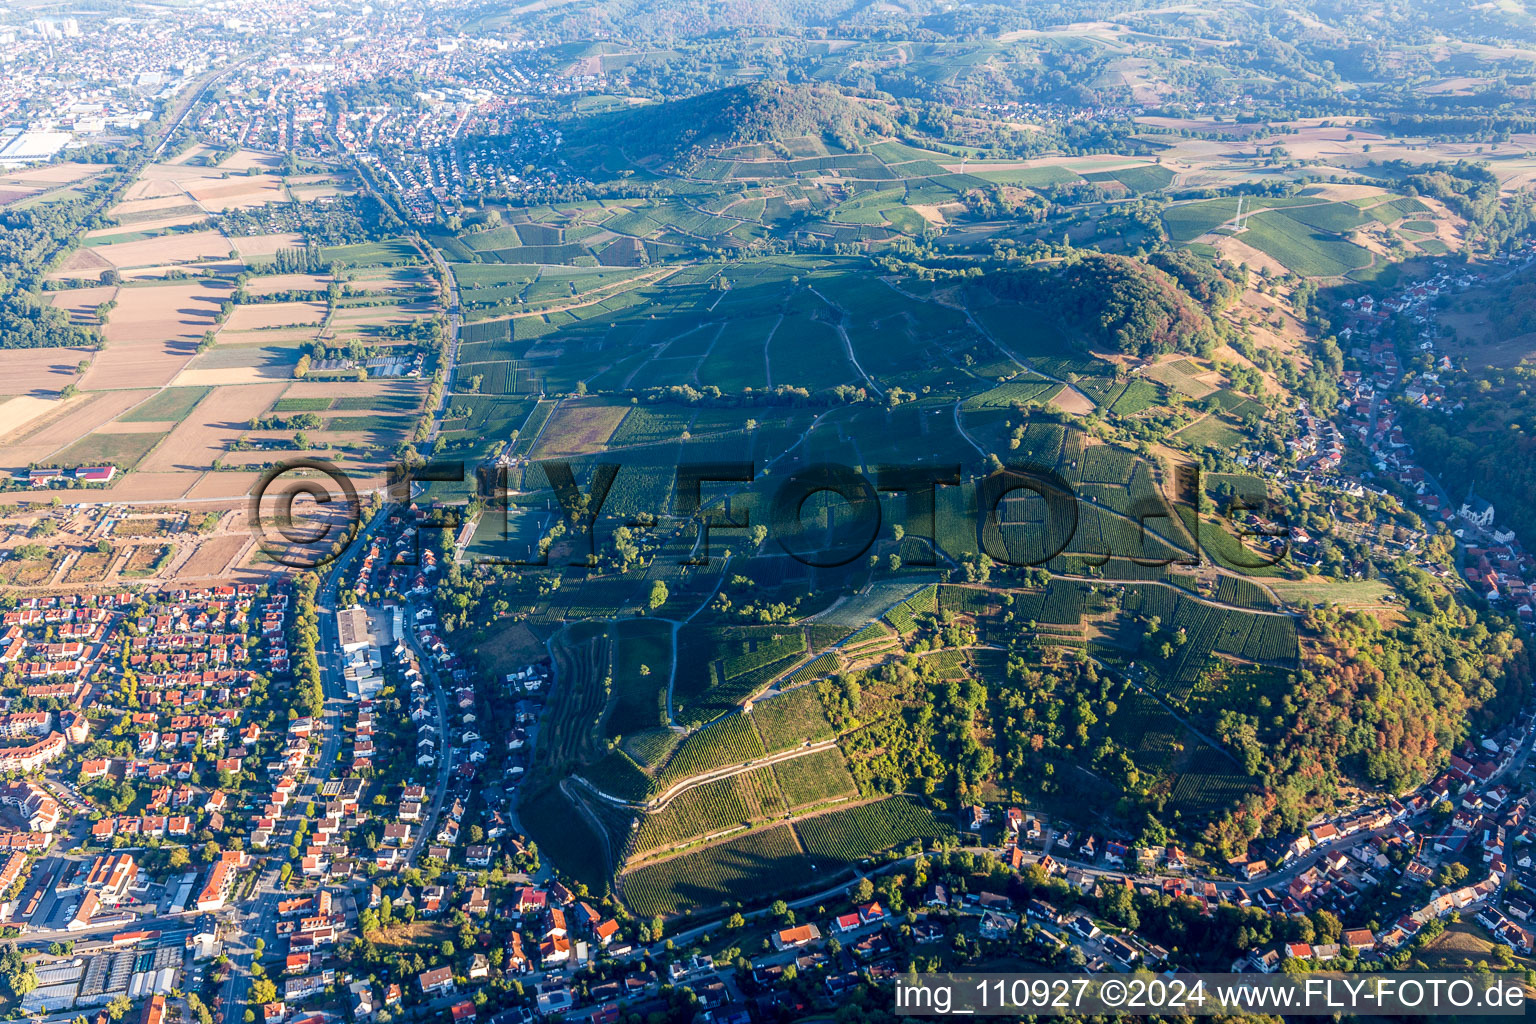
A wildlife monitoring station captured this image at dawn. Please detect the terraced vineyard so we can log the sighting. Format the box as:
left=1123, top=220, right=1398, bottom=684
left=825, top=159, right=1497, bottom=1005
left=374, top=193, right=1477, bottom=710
left=629, top=766, right=787, bottom=856
left=794, top=796, right=948, bottom=868
left=619, top=824, right=816, bottom=916
left=749, top=685, right=835, bottom=752
left=654, top=713, right=765, bottom=793
left=774, top=748, right=859, bottom=810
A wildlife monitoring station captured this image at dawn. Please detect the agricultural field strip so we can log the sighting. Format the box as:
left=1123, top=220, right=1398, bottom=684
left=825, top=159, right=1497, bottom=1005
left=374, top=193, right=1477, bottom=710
left=582, top=738, right=841, bottom=810
left=616, top=792, right=904, bottom=875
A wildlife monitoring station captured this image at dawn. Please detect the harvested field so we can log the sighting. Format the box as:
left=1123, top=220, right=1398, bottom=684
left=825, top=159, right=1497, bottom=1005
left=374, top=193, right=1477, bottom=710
left=174, top=534, right=252, bottom=578
left=244, top=273, right=329, bottom=295
left=47, top=285, right=117, bottom=321
left=1050, top=386, right=1097, bottom=415
left=221, top=301, right=327, bottom=332
left=91, top=230, right=233, bottom=269
left=219, top=150, right=284, bottom=172
left=0, top=390, right=155, bottom=468
left=0, top=163, right=104, bottom=185
left=229, top=232, right=306, bottom=258
left=0, top=347, right=96, bottom=396
left=50, top=246, right=112, bottom=279
left=82, top=281, right=235, bottom=390
left=185, top=175, right=286, bottom=211
left=171, top=344, right=304, bottom=387
left=116, top=182, right=191, bottom=204
left=83, top=471, right=204, bottom=503
left=0, top=395, right=69, bottom=437
left=139, top=381, right=288, bottom=472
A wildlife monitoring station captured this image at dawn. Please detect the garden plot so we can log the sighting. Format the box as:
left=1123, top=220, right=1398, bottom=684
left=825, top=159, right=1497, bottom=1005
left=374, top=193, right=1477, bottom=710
left=83, top=281, right=236, bottom=390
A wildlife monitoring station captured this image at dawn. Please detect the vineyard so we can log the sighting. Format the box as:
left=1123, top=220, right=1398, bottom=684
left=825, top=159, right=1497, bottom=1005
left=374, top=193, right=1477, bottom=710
left=774, top=748, right=859, bottom=810
left=621, top=728, right=682, bottom=770
left=673, top=624, right=810, bottom=727
left=884, top=584, right=938, bottom=634
left=1215, top=575, right=1278, bottom=610
left=619, top=824, right=816, bottom=917
left=794, top=796, right=948, bottom=869
left=580, top=749, right=654, bottom=803
left=845, top=622, right=891, bottom=647
left=938, top=585, right=994, bottom=616
left=1168, top=746, right=1254, bottom=817
left=654, top=713, right=765, bottom=792
left=787, top=652, right=839, bottom=685
left=1158, top=594, right=1302, bottom=691
left=628, top=766, right=787, bottom=857
left=750, top=685, right=835, bottom=752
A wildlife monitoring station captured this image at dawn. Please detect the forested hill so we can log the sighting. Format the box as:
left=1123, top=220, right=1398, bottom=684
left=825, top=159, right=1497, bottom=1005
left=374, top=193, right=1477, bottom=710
left=987, top=251, right=1226, bottom=358
left=564, top=82, right=894, bottom=171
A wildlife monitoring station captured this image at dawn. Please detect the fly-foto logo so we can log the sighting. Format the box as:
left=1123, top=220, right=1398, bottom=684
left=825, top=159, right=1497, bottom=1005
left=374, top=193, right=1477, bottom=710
left=247, top=456, right=1291, bottom=572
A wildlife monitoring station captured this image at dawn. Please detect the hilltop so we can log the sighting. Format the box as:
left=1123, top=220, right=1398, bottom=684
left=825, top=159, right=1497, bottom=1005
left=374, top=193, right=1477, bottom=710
left=565, top=81, right=894, bottom=172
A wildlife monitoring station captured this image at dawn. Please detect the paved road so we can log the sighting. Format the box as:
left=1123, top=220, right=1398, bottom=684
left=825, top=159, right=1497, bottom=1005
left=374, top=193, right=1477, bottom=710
left=216, top=508, right=391, bottom=1016
left=401, top=596, right=455, bottom=865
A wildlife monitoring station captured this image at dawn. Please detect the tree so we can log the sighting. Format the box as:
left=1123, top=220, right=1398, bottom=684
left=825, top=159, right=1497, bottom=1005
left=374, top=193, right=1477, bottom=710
left=648, top=580, right=669, bottom=611
left=0, top=943, right=36, bottom=998
left=249, top=978, right=277, bottom=1005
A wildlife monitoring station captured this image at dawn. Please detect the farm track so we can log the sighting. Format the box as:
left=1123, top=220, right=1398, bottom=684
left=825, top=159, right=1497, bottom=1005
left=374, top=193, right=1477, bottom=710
left=615, top=792, right=888, bottom=876
left=806, top=285, right=883, bottom=397
left=502, top=264, right=680, bottom=321
left=584, top=738, right=840, bottom=812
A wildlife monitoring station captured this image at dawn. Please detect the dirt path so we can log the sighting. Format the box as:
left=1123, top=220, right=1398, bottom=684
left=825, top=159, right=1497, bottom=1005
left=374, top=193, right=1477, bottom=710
left=585, top=738, right=842, bottom=811
left=513, top=265, right=678, bottom=319
left=807, top=285, right=883, bottom=397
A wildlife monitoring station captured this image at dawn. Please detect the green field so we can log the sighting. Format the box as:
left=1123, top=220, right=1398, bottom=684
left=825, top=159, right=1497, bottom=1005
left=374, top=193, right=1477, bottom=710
left=44, top=431, right=166, bottom=470
left=121, top=387, right=211, bottom=422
